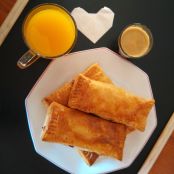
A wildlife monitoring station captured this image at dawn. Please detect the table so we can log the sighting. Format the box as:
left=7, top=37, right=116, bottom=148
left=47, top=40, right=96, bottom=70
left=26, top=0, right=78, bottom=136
left=150, top=131, right=174, bottom=174
left=0, top=0, right=17, bottom=25
left=0, top=1, right=174, bottom=174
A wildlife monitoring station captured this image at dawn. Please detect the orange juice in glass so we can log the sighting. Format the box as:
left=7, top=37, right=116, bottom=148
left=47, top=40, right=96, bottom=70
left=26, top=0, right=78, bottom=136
left=17, top=3, right=77, bottom=69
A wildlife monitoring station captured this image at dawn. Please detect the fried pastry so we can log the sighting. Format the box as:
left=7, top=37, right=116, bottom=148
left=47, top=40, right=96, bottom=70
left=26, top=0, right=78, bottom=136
left=41, top=102, right=127, bottom=160
left=42, top=63, right=112, bottom=165
left=43, top=63, right=112, bottom=107
left=68, top=74, right=155, bottom=131
left=78, top=150, right=99, bottom=166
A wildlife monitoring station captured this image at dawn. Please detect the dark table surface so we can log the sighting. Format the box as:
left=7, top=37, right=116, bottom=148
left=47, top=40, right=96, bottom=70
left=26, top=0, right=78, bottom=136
left=0, top=0, right=174, bottom=174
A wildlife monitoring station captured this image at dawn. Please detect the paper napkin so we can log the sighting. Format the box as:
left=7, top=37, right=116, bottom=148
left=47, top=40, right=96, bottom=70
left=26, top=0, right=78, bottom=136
left=71, top=7, right=115, bottom=43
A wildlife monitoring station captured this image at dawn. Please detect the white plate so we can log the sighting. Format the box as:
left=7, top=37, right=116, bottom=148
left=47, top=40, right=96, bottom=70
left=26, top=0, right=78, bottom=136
left=25, top=47, right=157, bottom=174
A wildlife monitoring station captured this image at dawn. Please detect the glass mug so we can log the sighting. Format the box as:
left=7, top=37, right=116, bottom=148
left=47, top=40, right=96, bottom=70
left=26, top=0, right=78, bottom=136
left=17, top=3, right=77, bottom=69
left=118, top=23, right=153, bottom=58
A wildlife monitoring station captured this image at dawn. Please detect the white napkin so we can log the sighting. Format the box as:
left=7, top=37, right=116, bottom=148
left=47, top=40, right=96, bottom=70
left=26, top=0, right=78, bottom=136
left=71, top=7, right=115, bottom=43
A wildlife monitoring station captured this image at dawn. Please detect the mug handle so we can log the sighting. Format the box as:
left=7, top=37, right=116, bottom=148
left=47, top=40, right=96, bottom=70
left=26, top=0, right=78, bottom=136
left=17, top=50, right=40, bottom=69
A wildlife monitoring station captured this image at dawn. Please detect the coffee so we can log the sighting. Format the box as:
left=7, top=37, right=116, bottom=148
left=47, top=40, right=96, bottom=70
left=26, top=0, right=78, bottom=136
left=119, top=24, right=152, bottom=58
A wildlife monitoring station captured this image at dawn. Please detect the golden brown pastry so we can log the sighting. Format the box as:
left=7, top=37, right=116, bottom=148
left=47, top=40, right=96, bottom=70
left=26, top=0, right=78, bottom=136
left=41, top=102, right=127, bottom=160
left=42, top=64, right=134, bottom=165
left=78, top=150, right=99, bottom=166
left=68, top=74, right=155, bottom=131
left=43, top=63, right=112, bottom=107
left=43, top=82, right=72, bottom=107
left=78, top=126, right=133, bottom=165
left=42, top=63, right=113, bottom=165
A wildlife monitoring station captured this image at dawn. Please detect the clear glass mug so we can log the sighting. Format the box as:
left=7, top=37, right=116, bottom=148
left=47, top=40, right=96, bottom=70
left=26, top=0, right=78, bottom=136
left=17, top=3, right=77, bottom=69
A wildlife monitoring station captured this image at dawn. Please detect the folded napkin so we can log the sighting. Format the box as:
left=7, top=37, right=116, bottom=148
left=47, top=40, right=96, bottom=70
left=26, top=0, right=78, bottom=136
left=71, top=7, right=115, bottom=43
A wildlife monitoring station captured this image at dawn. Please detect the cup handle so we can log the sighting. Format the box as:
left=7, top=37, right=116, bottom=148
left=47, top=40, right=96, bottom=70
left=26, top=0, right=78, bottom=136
left=17, top=50, right=40, bottom=69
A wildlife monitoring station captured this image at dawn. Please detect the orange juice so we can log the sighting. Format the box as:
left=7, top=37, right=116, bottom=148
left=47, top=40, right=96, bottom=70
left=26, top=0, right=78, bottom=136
left=23, top=4, right=77, bottom=57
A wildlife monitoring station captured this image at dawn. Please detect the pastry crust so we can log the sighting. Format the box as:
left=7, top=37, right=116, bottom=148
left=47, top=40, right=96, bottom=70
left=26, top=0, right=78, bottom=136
left=78, top=150, right=99, bottom=166
left=43, top=63, right=112, bottom=107
left=42, top=64, right=113, bottom=165
left=43, top=82, right=72, bottom=107
left=41, top=102, right=127, bottom=160
left=68, top=74, right=155, bottom=131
